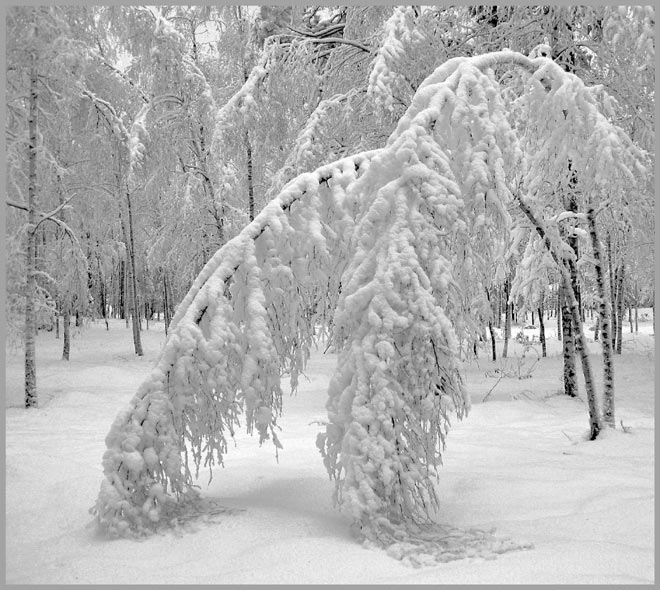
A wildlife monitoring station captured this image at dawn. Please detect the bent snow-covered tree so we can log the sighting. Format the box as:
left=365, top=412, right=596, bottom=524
left=92, top=50, right=644, bottom=541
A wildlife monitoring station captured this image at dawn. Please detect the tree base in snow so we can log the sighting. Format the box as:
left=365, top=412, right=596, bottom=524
left=360, top=521, right=534, bottom=568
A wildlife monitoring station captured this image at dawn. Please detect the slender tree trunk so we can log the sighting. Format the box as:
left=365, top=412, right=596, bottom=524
left=607, top=234, right=617, bottom=350
left=55, top=299, right=60, bottom=339
left=586, top=208, right=615, bottom=428
left=615, top=264, right=625, bottom=354
left=560, top=285, right=578, bottom=397
left=563, top=273, right=601, bottom=440
left=24, top=50, right=39, bottom=408
left=503, top=279, right=511, bottom=358
left=119, top=259, right=126, bottom=323
left=628, top=305, right=633, bottom=333
left=538, top=305, right=546, bottom=357
left=633, top=278, right=639, bottom=332
left=122, top=177, right=143, bottom=355
left=62, top=307, right=70, bottom=361
left=516, top=194, right=601, bottom=438
left=245, top=130, right=255, bottom=222
left=488, top=321, right=496, bottom=361
left=163, top=272, right=171, bottom=336
left=556, top=290, right=561, bottom=340
left=98, top=256, right=109, bottom=330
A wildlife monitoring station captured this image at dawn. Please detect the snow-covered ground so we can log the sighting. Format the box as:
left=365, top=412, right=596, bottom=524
left=5, top=314, right=655, bottom=584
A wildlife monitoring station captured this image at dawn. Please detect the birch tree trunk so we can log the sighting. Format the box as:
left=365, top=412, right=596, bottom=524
left=615, top=264, right=625, bottom=354
left=556, top=290, right=561, bottom=340
left=586, top=207, right=615, bottom=427
left=516, top=194, right=601, bottom=438
left=560, top=285, right=578, bottom=397
left=607, top=234, right=617, bottom=350
left=246, top=130, right=255, bottom=222
left=125, top=198, right=144, bottom=356
left=24, top=50, right=38, bottom=408
left=119, top=179, right=143, bottom=356
left=563, top=272, right=602, bottom=439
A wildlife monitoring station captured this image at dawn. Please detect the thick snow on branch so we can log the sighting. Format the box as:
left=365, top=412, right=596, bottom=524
left=91, top=150, right=377, bottom=536
left=367, top=6, right=424, bottom=112
left=93, top=50, right=645, bottom=546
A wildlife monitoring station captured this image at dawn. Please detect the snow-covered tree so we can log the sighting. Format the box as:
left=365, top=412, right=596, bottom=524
left=91, top=48, right=646, bottom=553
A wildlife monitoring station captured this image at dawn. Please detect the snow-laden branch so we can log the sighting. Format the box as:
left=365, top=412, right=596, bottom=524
left=92, top=49, right=646, bottom=547
left=6, top=199, right=85, bottom=254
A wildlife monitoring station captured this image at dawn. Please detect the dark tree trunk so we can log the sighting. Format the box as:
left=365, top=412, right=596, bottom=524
left=538, top=305, right=546, bottom=357
left=163, top=272, right=172, bottom=336
left=55, top=299, right=60, bottom=339
left=119, top=259, right=126, bottom=322
left=560, top=285, right=578, bottom=397
left=62, top=308, right=70, bottom=361
left=488, top=321, right=496, bottom=362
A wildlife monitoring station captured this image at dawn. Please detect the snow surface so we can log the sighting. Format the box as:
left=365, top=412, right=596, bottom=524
left=5, top=316, right=655, bottom=584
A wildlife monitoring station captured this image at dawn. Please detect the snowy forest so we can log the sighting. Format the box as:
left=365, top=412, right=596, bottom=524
left=5, top=5, right=655, bottom=584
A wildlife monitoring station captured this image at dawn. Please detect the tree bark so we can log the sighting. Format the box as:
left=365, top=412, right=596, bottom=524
left=615, top=264, right=625, bottom=354
left=556, top=289, right=561, bottom=340
left=503, top=279, right=511, bottom=358
left=24, top=48, right=39, bottom=408
left=62, top=308, right=70, bottom=361
left=515, top=194, right=600, bottom=438
left=245, top=129, right=255, bottom=222
left=538, top=305, right=546, bottom=357
left=628, top=305, right=633, bottom=333
left=120, top=162, right=144, bottom=355
left=607, top=234, right=617, bottom=350
left=488, top=321, right=497, bottom=361
left=118, top=259, right=126, bottom=322
left=586, top=208, right=615, bottom=427
left=163, top=272, right=171, bottom=336
left=563, top=273, right=601, bottom=439
left=560, top=284, right=578, bottom=397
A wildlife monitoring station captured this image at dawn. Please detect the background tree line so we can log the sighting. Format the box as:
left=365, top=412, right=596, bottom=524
left=5, top=5, right=654, bottom=409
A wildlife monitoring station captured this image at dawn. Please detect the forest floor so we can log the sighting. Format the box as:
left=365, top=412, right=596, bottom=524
left=5, top=313, right=655, bottom=584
